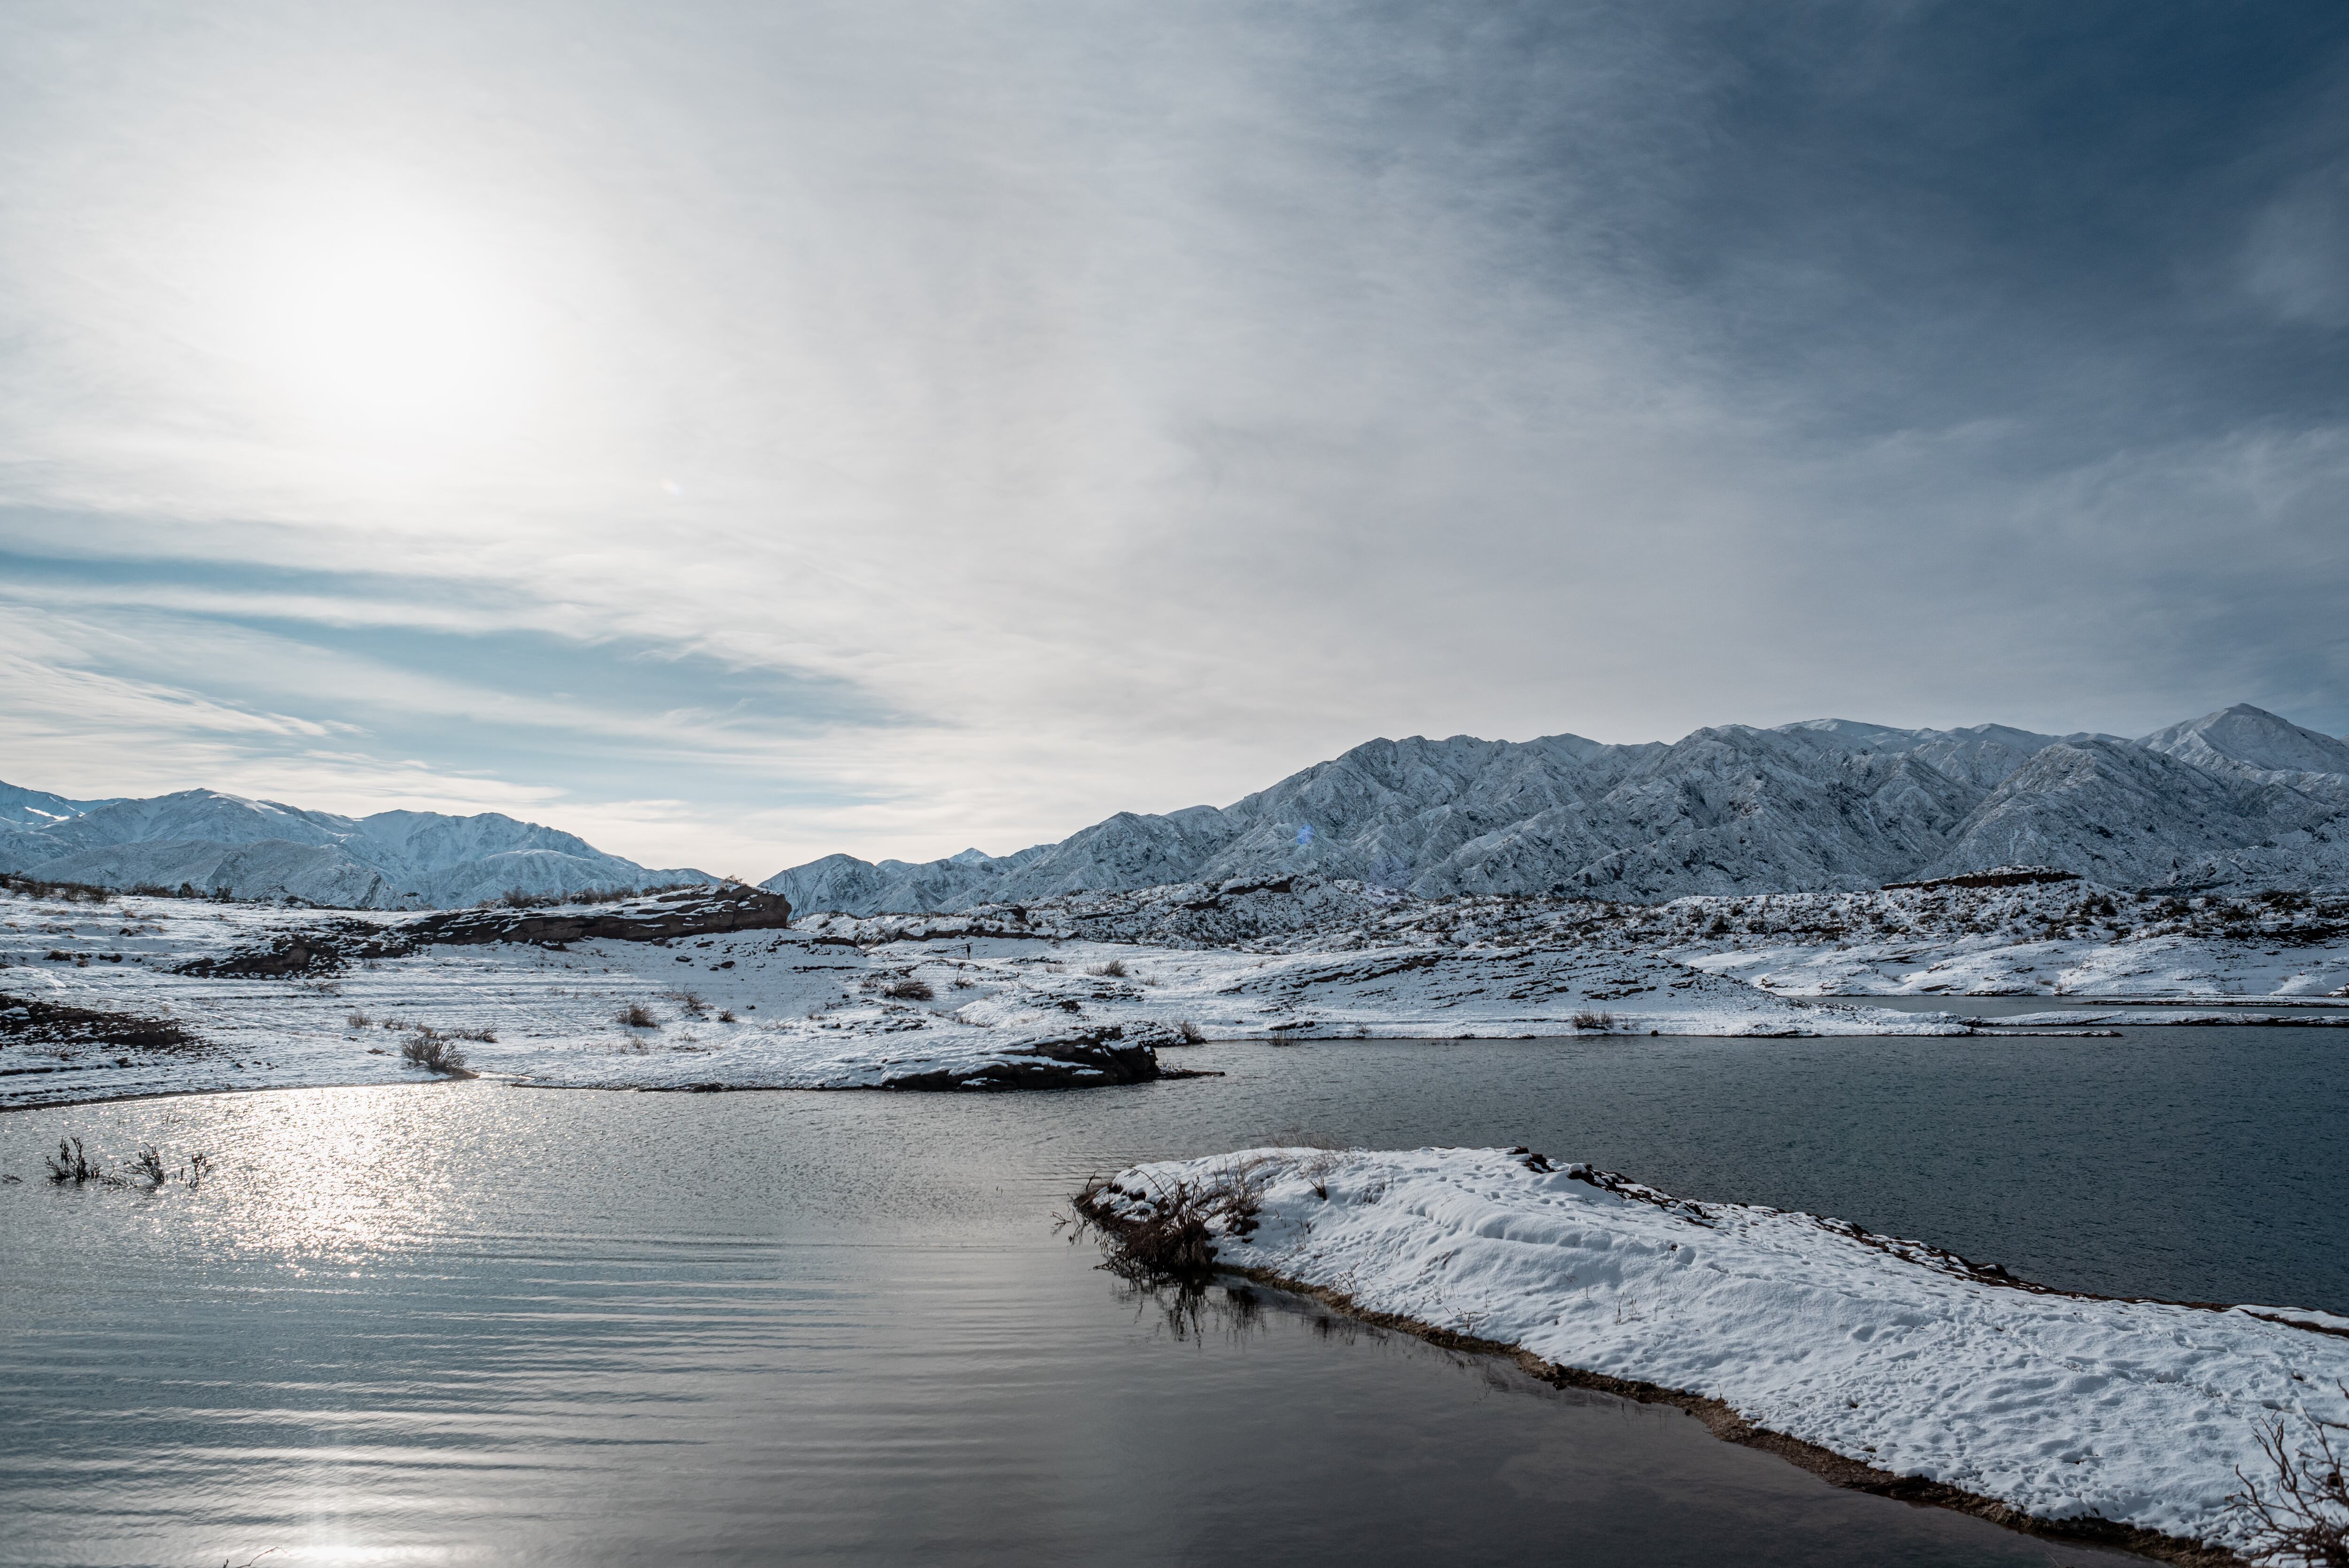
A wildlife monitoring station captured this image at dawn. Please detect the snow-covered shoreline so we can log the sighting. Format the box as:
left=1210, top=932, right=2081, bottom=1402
left=0, top=888, right=1975, bottom=1110
left=8, top=874, right=2344, bottom=1110
left=1081, top=1146, right=2349, bottom=1561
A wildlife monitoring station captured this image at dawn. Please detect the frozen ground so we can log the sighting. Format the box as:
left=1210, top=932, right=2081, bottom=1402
left=11, top=870, right=2342, bottom=1110
left=1648, top=883, right=2349, bottom=998
left=828, top=873, right=2349, bottom=1000
left=1086, top=1145, right=2349, bottom=1559
left=1, top=887, right=1969, bottom=1109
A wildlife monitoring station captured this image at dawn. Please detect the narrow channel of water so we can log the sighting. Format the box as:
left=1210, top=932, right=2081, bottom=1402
left=4, top=1027, right=2339, bottom=1567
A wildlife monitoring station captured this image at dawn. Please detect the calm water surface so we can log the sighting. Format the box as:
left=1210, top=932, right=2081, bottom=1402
left=3, top=1026, right=2342, bottom=1568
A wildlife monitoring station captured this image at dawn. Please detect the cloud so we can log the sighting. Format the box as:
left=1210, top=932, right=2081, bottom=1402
left=2, top=1, right=2348, bottom=874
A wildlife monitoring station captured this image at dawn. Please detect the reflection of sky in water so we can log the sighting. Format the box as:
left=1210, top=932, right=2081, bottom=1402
left=3, top=1033, right=2341, bottom=1567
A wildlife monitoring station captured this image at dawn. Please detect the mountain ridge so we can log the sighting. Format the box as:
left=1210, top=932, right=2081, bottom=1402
left=764, top=704, right=2349, bottom=914
left=0, top=786, right=712, bottom=907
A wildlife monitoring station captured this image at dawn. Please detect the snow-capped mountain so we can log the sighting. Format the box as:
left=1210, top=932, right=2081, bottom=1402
left=0, top=786, right=713, bottom=907
left=763, top=704, right=2349, bottom=913
left=0, top=781, right=117, bottom=831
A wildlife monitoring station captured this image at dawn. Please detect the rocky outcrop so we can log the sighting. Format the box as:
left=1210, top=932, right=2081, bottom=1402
left=171, top=888, right=794, bottom=978
left=0, top=992, right=199, bottom=1051
left=876, top=1023, right=1161, bottom=1090
left=398, top=885, right=793, bottom=947
left=172, top=918, right=389, bottom=977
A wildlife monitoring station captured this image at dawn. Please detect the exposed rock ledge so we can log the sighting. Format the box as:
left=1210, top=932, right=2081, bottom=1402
left=875, top=1024, right=1165, bottom=1091
left=174, top=886, right=796, bottom=977
left=399, top=885, right=794, bottom=947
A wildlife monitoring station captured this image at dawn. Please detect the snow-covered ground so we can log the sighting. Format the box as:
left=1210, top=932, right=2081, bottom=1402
left=1, top=887, right=1976, bottom=1109
left=838, top=873, right=2349, bottom=1000
left=0, top=892, right=1158, bottom=1106
left=1647, top=884, right=2349, bottom=998
left=1086, top=1145, right=2349, bottom=1558
left=1683, top=930, right=2349, bottom=999
left=14, top=869, right=2345, bottom=1110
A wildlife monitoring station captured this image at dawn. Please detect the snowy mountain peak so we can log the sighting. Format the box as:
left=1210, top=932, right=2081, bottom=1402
left=2139, top=703, right=2349, bottom=778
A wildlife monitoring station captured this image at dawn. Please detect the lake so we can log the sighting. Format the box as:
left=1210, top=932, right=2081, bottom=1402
left=4, top=1025, right=2341, bottom=1567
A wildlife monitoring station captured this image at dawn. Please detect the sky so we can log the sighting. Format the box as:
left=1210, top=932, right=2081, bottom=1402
left=3, top=1, right=2348, bottom=878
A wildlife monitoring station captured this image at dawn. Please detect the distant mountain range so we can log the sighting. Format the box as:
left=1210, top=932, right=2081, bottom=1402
left=763, top=704, right=2349, bottom=914
left=11, top=702, right=2347, bottom=914
left=0, top=784, right=711, bottom=908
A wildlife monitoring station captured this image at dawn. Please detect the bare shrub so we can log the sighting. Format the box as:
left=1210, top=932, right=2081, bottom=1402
left=128, top=1145, right=169, bottom=1191
left=1088, top=958, right=1128, bottom=978
left=1176, top=1020, right=1207, bottom=1045
left=399, top=1027, right=469, bottom=1073
left=665, top=989, right=710, bottom=1018
left=1571, top=1009, right=1617, bottom=1032
left=881, top=977, right=934, bottom=1001
left=346, top=1010, right=372, bottom=1029
left=618, top=1002, right=659, bottom=1029
left=46, top=1137, right=101, bottom=1185
left=2229, top=1384, right=2349, bottom=1566
left=0, top=873, right=113, bottom=903
left=717, top=1009, right=737, bottom=1023
left=1073, top=1162, right=1268, bottom=1284
left=46, top=1137, right=212, bottom=1192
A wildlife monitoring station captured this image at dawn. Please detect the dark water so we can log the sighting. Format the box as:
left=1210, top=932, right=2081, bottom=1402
left=3, top=1026, right=2341, bottom=1568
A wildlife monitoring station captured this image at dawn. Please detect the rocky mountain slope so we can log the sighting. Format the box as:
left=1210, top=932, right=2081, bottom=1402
left=0, top=787, right=711, bottom=907
left=767, top=704, right=2349, bottom=913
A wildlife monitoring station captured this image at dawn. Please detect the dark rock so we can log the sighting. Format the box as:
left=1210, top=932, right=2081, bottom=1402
left=880, top=1025, right=1159, bottom=1091
left=0, top=992, right=201, bottom=1052
left=397, top=885, right=793, bottom=947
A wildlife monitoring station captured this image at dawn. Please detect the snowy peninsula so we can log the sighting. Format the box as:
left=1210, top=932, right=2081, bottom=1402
left=1080, top=1145, right=2349, bottom=1562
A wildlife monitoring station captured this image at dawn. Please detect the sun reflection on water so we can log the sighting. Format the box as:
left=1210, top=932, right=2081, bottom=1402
left=169, top=1088, right=472, bottom=1267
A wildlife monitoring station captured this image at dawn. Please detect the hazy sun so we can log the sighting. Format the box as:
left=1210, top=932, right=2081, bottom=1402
left=205, top=180, right=554, bottom=462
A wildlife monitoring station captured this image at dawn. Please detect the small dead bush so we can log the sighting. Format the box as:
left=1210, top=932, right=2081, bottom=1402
left=46, top=1137, right=102, bottom=1185
left=717, top=1009, right=737, bottom=1023
left=665, top=989, right=711, bottom=1018
left=2229, top=1384, right=2349, bottom=1567
left=44, top=1137, right=211, bottom=1191
left=881, top=977, right=934, bottom=1001
left=346, top=1010, right=372, bottom=1029
left=127, top=1145, right=169, bottom=1191
left=1088, top=958, right=1128, bottom=978
left=1175, top=1020, right=1207, bottom=1045
left=618, top=1002, right=660, bottom=1029
left=1571, top=1009, right=1617, bottom=1032
left=1073, top=1165, right=1267, bottom=1285
left=399, top=1027, right=469, bottom=1073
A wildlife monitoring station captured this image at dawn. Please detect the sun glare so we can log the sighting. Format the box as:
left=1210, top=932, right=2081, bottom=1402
left=202, top=182, right=556, bottom=465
